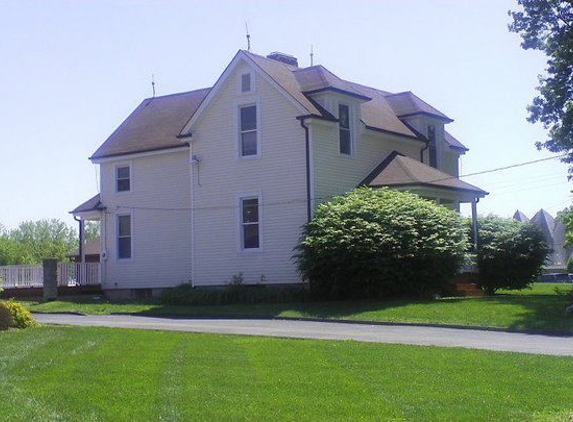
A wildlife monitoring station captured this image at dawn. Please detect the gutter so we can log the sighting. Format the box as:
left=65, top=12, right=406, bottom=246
left=298, top=117, right=312, bottom=222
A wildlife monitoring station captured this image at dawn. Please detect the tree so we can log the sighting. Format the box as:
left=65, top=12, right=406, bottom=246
left=295, top=188, right=468, bottom=300
left=474, top=216, right=550, bottom=295
left=509, top=1, right=573, bottom=170
left=84, top=221, right=100, bottom=242
left=8, top=219, right=77, bottom=264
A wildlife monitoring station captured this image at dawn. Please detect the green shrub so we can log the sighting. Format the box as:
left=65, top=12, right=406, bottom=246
left=162, top=281, right=309, bottom=306
left=473, top=215, right=550, bottom=295
left=2, top=300, right=36, bottom=329
left=0, top=303, right=14, bottom=331
left=295, top=187, right=469, bottom=300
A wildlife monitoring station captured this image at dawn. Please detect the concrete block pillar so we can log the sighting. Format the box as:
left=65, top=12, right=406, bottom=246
left=43, top=259, right=58, bottom=301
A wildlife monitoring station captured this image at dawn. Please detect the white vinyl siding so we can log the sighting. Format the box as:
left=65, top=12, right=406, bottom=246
left=100, top=150, right=192, bottom=289
left=190, top=60, right=306, bottom=286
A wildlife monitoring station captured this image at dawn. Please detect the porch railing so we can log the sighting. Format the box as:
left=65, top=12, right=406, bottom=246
left=0, top=263, right=100, bottom=289
left=0, top=265, right=43, bottom=288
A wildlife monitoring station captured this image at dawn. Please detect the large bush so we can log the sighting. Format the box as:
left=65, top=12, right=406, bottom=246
left=2, top=301, right=36, bottom=329
left=474, top=216, right=550, bottom=295
left=295, top=188, right=469, bottom=299
left=0, top=303, right=14, bottom=331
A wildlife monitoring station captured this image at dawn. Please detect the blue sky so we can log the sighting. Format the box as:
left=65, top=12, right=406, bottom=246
left=0, top=0, right=570, bottom=229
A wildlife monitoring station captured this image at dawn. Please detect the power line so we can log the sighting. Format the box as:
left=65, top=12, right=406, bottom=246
left=106, top=154, right=570, bottom=213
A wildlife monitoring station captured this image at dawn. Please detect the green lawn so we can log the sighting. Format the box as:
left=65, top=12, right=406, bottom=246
left=24, top=283, right=573, bottom=334
left=1, top=326, right=572, bottom=421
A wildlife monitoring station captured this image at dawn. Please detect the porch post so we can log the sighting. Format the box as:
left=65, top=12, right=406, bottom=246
left=471, top=198, right=479, bottom=252
left=78, top=219, right=85, bottom=264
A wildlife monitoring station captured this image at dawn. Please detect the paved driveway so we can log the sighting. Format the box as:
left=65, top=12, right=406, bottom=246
left=34, top=313, right=573, bottom=356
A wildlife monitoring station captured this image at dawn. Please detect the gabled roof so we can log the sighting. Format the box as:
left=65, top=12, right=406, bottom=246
left=71, top=194, right=104, bottom=214
left=385, top=91, right=453, bottom=122
left=90, top=50, right=468, bottom=159
left=360, top=151, right=487, bottom=196
left=513, top=210, right=530, bottom=222
left=90, top=88, right=210, bottom=160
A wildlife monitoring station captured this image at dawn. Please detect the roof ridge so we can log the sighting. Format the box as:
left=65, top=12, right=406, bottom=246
left=143, top=87, right=211, bottom=102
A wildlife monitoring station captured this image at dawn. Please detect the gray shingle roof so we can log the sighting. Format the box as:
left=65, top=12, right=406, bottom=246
left=90, top=50, right=468, bottom=160
left=361, top=151, right=487, bottom=196
left=71, top=194, right=103, bottom=214
left=90, top=88, right=210, bottom=160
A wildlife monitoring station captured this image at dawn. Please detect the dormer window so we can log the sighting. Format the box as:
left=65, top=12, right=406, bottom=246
left=241, top=73, right=252, bottom=93
left=427, top=125, right=437, bottom=168
left=339, top=104, right=352, bottom=155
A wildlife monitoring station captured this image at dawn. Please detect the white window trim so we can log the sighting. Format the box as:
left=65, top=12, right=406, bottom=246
left=234, top=97, right=261, bottom=160
left=338, top=102, right=356, bottom=158
left=116, top=212, right=133, bottom=261
left=239, top=71, right=255, bottom=94
left=237, top=191, right=263, bottom=252
left=114, top=162, right=132, bottom=193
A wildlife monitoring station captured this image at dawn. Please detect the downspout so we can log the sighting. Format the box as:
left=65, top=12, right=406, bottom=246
left=299, top=118, right=312, bottom=222
left=420, top=138, right=429, bottom=163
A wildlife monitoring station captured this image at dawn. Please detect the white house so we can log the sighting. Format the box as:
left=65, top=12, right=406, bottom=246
left=72, top=50, right=487, bottom=298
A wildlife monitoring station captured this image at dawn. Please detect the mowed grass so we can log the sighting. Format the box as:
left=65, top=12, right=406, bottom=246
left=24, top=283, right=573, bottom=334
left=1, top=326, right=573, bottom=421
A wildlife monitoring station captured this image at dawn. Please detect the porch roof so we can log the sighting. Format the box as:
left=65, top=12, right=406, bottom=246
left=360, top=151, right=488, bottom=197
left=71, top=194, right=104, bottom=214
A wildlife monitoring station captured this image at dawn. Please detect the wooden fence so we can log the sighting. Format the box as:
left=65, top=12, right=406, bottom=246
left=0, top=263, right=100, bottom=289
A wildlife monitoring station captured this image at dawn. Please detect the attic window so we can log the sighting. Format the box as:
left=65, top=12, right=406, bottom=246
left=241, top=73, right=252, bottom=93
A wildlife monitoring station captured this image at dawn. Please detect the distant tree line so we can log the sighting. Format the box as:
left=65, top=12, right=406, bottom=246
left=0, top=219, right=99, bottom=265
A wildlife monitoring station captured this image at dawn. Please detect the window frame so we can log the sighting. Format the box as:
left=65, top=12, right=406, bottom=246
left=427, top=125, right=438, bottom=168
left=338, top=103, right=353, bottom=156
left=116, top=213, right=133, bottom=261
left=237, top=191, right=263, bottom=252
left=240, top=72, right=254, bottom=94
left=235, top=98, right=261, bottom=159
left=115, top=163, right=132, bottom=193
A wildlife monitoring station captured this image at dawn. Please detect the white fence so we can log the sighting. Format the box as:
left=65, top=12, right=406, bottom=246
left=0, top=265, right=43, bottom=288
left=0, top=263, right=100, bottom=289
left=57, top=263, right=100, bottom=287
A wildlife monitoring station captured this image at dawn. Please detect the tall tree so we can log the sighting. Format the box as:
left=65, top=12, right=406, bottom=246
left=509, top=1, right=573, bottom=170
left=9, top=219, right=77, bottom=264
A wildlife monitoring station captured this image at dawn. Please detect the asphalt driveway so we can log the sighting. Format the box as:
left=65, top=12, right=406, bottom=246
left=34, top=313, right=573, bottom=356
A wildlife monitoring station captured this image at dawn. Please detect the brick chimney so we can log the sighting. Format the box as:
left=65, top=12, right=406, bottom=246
left=266, top=52, right=298, bottom=67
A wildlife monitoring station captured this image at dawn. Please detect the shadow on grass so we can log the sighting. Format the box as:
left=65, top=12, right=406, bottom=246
left=30, top=291, right=573, bottom=336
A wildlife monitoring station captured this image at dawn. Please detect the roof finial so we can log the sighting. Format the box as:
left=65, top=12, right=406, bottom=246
left=310, top=44, right=314, bottom=66
left=151, top=74, right=156, bottom=98
left=245, top=22, right=251, bottom=52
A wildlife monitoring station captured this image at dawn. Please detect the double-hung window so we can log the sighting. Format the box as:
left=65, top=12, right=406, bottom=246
left=427, top=125, right=437, bottom=168
left=241, top=197, right=260, bottom=249
left=116, top=166, right=130, bottom=192
left=117, top=215, right=132, bottom=259
left=339, top=104, right=352, bottom=155
left=240, top=105, right=257, bottom=157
